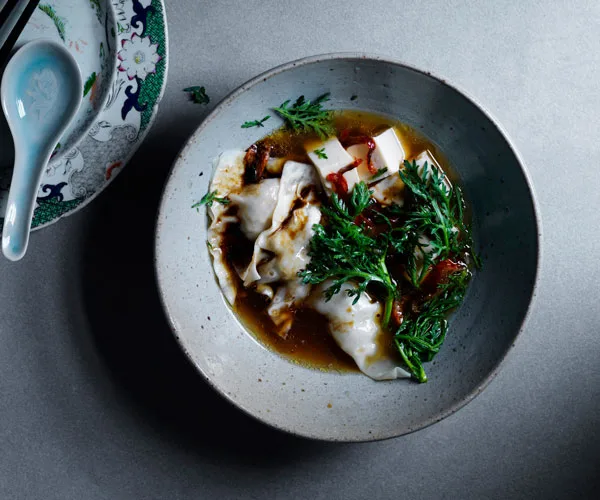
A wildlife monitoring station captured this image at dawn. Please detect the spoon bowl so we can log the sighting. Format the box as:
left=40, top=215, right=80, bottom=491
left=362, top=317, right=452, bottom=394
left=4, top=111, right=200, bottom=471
left=1, top=39, right=82, bottom=261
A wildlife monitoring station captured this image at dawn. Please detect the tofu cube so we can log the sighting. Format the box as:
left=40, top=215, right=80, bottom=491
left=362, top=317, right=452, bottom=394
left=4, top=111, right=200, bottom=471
left=306, top=137, right=356, bottom=193
left=370, top=174, right=405, bottom=206
left=343, top=168, right=361, bottom=192
left=414, top=150, right=437, bottom=172
left=371, top=128, right=405, bottom=176
left=413, top=234, right=439, bottom=280
left=347, top=128, right=405, bottom=182
left=346, top=144, right=372, bottom=180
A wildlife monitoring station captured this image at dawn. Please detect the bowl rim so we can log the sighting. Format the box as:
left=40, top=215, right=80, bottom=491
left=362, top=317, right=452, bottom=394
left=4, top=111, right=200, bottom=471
left=154, top=52, right=543, bottom=442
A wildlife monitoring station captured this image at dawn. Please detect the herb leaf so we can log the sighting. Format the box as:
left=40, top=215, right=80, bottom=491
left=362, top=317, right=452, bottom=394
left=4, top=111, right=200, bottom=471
left=184, top=86, right=210, bottom=105
left=349, top=181, right=372, bottom=216
left=394, top=160, right=477, bottom=286
left=370, top=167, right=388, bottom=180
left=298, top=182, right=397, bottom=328
left=273, top=93, right=334, bottom=139
left=192, top=190, right=230, bottom=209
left=299, top=159, right=479, bottom=383
left=313, top=148, right=328, bottom=159
left=394, top=268, right=471, bottom=382
left=241, top=116, right=270, bottom=128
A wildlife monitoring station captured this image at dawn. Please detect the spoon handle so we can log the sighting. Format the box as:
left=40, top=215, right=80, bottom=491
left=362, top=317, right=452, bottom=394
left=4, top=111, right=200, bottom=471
left=2, top=147, right=51, bottom=261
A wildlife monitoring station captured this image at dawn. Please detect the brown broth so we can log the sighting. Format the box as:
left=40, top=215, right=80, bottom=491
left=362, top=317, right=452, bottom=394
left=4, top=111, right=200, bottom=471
left=230, top=110, right=453, bottom=371
left=234, top=287, right=359, bottom=372
left=264, top=110, right=454, bottom=178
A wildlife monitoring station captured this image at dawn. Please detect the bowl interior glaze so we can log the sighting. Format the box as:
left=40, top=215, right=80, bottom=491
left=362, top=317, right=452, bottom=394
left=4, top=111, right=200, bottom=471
left=155, top=54, right=539, bottom=442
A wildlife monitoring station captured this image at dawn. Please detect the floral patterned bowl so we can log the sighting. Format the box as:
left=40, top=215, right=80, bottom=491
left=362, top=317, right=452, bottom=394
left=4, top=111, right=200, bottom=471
left=17, top=0, right=118, bottom=160
left=0, top=0, right=168, bottom=230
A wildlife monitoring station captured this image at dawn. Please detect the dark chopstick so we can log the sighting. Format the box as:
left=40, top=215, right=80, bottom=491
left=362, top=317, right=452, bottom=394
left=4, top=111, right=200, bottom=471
left=0, top=0, right=40, bottom=68
left=0, top=0, right=22, bottom=29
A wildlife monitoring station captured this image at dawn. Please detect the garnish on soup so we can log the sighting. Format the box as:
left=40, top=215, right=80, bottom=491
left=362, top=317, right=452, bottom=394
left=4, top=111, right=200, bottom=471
left=199, top=95, right=479, bottom=383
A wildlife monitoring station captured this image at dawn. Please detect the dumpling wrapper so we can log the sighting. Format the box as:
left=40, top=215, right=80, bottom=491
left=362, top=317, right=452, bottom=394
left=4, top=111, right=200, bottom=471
left=229, top=178, right=280, bottom=241
left=266, top=281, right=312, bottom=336
left=207, top=213, right=239, bottom=305
left=205, top=150, right=247, bottom=305
left=256, top=203, right=321, bottom=336
left=310, top=281, right=410, bottom=381
left=242, top=161, right=321, bottom=286
left=208, top=150, right=246, bottom=219
left=242, top=160, right=322, bottom=336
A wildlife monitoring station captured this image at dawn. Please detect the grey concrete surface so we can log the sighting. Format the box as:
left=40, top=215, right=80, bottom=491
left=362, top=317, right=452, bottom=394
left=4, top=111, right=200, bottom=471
left=0, top=1, right=598, bottom=498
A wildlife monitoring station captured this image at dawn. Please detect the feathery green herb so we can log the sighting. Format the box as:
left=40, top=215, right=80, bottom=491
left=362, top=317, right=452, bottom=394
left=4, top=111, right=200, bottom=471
left=298, top=182, right=397, bottom=328
left=389, top=159, right=477, bottom=286
left=273, top=93, right=334, bottom=139
left=241, top=116, right=270, bottom=128
left=313, top=148, right=328, bottom=159
left=184, top=86, right=210, bottom=105
left=394, top=268, right=471, bottom=383
left=192, top=191, right=230, bottom=210
left=299, top=159, right=478, bottom=382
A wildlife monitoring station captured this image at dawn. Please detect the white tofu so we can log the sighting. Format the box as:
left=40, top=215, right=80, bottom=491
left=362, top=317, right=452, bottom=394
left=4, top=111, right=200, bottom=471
left=370, top=173, right=405, bottom=206
left=343, top=167, right=360, bottom=192
left=372, top=128, right=405, bottom=176
left=346, top=144, right=372, bottom=180
left=414, top=150, right=437, bottom=173
left=307, top=137, right=354, bottom=177
left=413, top=234, right=439, bottom=282
left=306, top=137, right=356, bottom=194
left=347, top=128, right=405, bottom=182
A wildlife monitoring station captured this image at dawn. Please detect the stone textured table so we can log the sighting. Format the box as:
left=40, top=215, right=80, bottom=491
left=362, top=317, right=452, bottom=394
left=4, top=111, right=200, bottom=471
left=0, top=1, right=598, bottom=498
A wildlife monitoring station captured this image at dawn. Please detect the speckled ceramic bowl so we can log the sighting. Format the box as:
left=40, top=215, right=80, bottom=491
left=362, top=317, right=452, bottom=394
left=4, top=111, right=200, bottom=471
left=155, top=53, right=540, bottom=442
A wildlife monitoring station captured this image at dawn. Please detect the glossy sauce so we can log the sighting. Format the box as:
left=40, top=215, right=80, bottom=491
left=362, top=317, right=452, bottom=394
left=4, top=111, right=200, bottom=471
left=230, top=110, right=453, bottom=371
left=235, top=287, right=359, bottom=372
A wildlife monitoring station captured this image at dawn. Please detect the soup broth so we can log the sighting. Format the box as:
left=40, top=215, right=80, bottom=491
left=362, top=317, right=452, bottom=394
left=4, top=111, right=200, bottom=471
left=226, top=110, right=454, bottom=371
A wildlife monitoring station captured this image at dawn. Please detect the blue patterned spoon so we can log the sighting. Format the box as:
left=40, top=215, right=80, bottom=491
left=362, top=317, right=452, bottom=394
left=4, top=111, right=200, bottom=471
left=1, top=39, right=82, bottom=261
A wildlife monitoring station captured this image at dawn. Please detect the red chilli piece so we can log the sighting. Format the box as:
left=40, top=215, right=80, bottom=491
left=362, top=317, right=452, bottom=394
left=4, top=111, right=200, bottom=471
left=420, top=259, right=466, bottom=295
left=326, top=172, right=348, bottom=197
left=352, top=205, right=391, bottom=236
left=340, top=135, right=377, bottom=173
left=391, top=300, right=404, bottom=328
left=339, top=128, right=351, bottom=142
left=353, top=213, right=374, bottom=230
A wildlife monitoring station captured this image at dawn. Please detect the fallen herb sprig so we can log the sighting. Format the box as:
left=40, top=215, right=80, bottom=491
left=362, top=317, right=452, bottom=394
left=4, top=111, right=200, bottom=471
left=241, top=116, right=270, bottom=128
left=313, top=148, right=328, bottom=159
left=184, top=86, right=210, bottom=105
left=192, top=190, right=230, bottom=210
left=273, top=93, right=334, bottom=139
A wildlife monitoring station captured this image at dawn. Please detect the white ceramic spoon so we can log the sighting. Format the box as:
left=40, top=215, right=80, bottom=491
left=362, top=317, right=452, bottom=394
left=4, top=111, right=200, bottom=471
left=1, top=39, right=82, bottom=261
